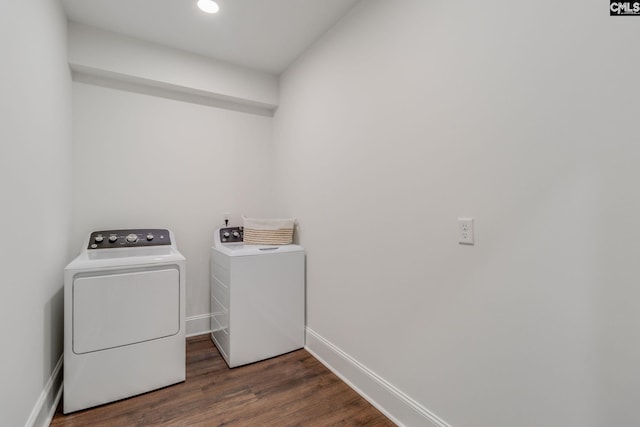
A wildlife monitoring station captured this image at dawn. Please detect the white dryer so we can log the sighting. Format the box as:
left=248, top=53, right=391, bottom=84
left=210, top=227, right=305, bottom=368
left=64, top=228, right=185, bottom=413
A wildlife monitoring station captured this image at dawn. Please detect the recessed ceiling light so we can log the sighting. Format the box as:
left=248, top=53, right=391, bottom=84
left=197, top=0, right=219, bottom=14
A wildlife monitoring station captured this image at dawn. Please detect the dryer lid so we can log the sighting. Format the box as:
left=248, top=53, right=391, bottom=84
left=212, top=242, right=304, bottom=256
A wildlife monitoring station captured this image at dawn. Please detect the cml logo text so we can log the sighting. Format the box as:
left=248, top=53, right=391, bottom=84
left=610, top=1, right=640, bottom=15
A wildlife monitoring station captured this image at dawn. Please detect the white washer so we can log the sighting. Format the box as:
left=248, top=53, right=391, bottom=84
left=64, top=228, right=186, bottom=413
left=210, top=227, right=305, bottom=368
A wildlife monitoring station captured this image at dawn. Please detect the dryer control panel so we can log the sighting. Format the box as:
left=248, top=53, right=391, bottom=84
left=88, top=229, right=172, bottom=249
left=219, top=227, right=243, bottom=243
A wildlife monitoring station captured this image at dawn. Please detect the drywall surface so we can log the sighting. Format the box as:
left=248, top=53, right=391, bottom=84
left=0, top=0, right=72, bottom=425
left=71, top=82, right=275, bottom=329
left=273, top=0, right=640, bottom=426
left=68, top=22, right=279, bottom=110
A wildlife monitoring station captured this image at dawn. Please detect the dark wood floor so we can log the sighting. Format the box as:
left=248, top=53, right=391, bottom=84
left=50, top=335, right=394, bottom=426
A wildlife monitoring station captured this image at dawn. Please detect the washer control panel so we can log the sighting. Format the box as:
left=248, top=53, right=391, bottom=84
left=219, top=227, right=243, bottom=243
left=88, top=229, right=171, bottom=249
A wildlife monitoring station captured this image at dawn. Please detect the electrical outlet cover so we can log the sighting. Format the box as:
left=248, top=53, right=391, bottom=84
left=458, top=218, right=474, bottom=245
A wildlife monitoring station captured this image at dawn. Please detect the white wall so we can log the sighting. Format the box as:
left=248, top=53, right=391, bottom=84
left=0, top=0, right=71, bottom=426
left=71, top=82, right=275, bottom=334
left=273, top=1, right=640, bottom=426
left=68, top=22, right=279, bottom=112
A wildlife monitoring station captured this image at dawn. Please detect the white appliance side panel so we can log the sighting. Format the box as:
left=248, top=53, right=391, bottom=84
left=73, top=268, right=180, bottom=354
left=229, top=251, right=305, bottom=366
left=211, top=275, right=229, bottom=330
left=211, top=250, right=231, bottom=364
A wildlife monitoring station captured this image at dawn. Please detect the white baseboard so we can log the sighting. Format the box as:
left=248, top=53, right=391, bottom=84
left=305, top=328, right=451, bottom=427
left=26, top=325, right=446, bottom=427
left=25, top=355, right=63, bottom=427
left=186, top=313, right=214, bottom=337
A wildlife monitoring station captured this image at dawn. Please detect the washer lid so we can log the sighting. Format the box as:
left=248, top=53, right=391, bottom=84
left=212, top=243, right=304, bottom=256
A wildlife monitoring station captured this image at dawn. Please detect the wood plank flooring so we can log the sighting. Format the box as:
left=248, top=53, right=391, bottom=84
left=50, top=335, right=395, bottom=426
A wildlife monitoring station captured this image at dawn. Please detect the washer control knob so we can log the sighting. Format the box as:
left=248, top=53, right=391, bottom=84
left=223, top=232, right=230, bottom=238
left=94, top=234, right=104, bottom=243
left=232, top=231, right=240, bottom=238
left=146, top=234, right=154, bottom=241
left=109, top=235, right=118, bottom=243
left=126, top=233, right=138, bottom=243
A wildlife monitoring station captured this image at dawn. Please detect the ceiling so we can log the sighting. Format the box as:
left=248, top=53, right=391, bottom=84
left=62, top=0, right=360, bottom=75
